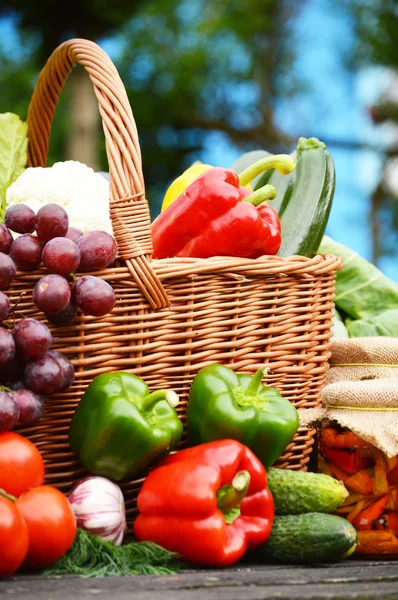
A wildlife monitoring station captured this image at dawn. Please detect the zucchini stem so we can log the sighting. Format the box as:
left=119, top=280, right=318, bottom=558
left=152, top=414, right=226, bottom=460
left=238, top=154, right=296, bottom=186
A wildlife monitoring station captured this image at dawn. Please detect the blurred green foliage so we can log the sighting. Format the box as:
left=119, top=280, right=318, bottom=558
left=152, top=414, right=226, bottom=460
left=347, top=0, right=398, bottom=69
left=0, top=0, right=302, bottom=214
left=345, top=0, right=398, bottom=262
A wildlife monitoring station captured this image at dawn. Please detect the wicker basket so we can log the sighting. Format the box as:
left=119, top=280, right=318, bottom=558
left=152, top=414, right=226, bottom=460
left=8, top=39, right=343, bottom=525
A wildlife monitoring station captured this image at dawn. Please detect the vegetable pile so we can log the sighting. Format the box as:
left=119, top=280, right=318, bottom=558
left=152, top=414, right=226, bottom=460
left=153, top=154, right=295, bottom=259
left=154, top=137, right=334, bottom=260
left=0, top=105, right=396, bottom=579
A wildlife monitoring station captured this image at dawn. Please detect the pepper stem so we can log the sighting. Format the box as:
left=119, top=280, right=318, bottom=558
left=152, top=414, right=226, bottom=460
left=238, top=154, right=296, bottom=186
left=217, top=470, right=251, bottom=513
left=246, top=368, right=265, bottom=396
left=140, top=389, right=179, bottom=411
left=0, top=488, right=17, bottom=502
left=243, top=185, right=276, bottom=207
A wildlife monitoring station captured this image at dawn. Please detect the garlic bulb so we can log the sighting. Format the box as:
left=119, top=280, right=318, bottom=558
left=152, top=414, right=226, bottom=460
left=68, top=477, right=127, bottom=546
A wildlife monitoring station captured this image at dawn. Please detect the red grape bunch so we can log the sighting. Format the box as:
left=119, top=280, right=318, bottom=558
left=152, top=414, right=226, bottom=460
left=1, top=203, right=117, bottom=325
left=0, top=315, right=74, bottom=433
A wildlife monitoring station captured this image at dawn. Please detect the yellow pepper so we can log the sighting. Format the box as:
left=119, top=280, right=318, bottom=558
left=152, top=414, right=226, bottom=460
left=161, top=162, right=252, bottom=212
left=161, top=163, right=213, bottom=212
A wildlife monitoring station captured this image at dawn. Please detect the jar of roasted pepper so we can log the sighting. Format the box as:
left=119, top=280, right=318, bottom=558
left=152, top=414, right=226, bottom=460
left=319, top=421, right=398, bottom=557
left=300, top=337, right=398, bottom=557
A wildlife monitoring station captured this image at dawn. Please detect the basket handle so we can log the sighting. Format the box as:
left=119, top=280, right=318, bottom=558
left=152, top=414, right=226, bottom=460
left=27, top=38, right=169, bottom=310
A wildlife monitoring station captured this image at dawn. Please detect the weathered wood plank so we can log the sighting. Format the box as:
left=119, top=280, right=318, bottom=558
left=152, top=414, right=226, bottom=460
left=2, top=561, right=398, bottom=600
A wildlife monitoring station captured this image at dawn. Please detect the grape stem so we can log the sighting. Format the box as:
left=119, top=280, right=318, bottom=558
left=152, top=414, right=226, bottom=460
left=10, top=292, right=26, bottom=326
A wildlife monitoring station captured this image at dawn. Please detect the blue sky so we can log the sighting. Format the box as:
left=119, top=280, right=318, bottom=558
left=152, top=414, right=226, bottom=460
left=199, top=0, right=397, bottom=281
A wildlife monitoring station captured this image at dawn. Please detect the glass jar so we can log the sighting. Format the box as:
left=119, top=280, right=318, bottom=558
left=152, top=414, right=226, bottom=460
left=318, top=421, right=398, bottom=557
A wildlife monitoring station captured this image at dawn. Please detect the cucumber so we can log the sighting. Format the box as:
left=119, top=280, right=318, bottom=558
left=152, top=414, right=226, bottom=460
left=267, top=468, right=348, bottom=515
left=252, top=513, right=357, bottom=564
left=277, top=137, right=335, bottom=258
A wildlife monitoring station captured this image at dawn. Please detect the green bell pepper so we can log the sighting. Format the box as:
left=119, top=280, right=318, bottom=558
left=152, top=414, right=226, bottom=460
left=69, top=372, right=183, bottom=481
left=186, top=364, right=299, bottom=468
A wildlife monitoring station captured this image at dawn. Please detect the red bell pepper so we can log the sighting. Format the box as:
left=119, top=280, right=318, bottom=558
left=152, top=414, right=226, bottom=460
left=385, top=511, right=398, bottom=534
left=321, top=447, right=371, bottom=475
left=356, top=530, right=398, bottom=555
left=321, top=427, right=368, bottom=450
left=344, top=470, right=374, bottom=495
left=133, top=439, right=274, bottom=567
left=152, top=154, right=295, bottom=260
left=352, top=494, right=389, bottom=530
left=388, top=463, right=398, bottom=486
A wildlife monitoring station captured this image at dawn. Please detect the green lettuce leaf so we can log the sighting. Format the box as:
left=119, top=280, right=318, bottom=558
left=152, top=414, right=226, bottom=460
left=346, top=309, right=398, bottom=338
left=319, top=235, right=398, bottom=320
left=332, top=308, right=349, bottom=340
left=0, top=113, right=28, bottom=221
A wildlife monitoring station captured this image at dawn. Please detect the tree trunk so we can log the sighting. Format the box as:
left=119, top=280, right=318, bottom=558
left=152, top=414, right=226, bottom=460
left=370, top=184, right=383, bottom=266
left=66, top=66, right=100, bottom=170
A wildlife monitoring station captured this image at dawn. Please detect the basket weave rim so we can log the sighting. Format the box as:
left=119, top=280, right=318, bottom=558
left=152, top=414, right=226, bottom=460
left=99, top=252, right=344, bottom=280
left=151, top=252, right=343, bottom=269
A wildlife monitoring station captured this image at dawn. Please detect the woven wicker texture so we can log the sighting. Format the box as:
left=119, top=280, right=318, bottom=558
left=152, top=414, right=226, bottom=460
left=8, top=39, right=343, bottom=525
left=27, top=38, right=168, bottom=310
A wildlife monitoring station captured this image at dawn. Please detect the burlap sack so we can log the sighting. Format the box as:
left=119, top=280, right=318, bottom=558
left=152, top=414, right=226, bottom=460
left=326, top=337, right=398, bottom=384
left=300, top=337, right=398, bottom=457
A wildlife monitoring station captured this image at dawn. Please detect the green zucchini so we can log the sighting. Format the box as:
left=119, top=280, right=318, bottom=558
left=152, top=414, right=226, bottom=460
left=252, top=513, right=357, bottom=564
left=277, top=137, right=335, bottom=257
left=267, top=468, right=349, bottom=515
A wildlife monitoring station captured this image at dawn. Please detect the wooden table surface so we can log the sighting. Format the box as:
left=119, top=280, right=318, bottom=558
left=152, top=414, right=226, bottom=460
left=2, top=560, right=398, bottom=600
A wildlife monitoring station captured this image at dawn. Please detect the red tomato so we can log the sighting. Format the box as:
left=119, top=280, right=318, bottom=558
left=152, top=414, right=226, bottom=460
left=0, top=432, right=45, bottom=497
left=16, top=486, right=76, bottom=570
left=0, top=495, right=29, bottom=577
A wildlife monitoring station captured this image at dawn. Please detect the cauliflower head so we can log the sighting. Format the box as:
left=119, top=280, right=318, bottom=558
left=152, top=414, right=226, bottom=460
left=6, top=161, right=112, bottom=234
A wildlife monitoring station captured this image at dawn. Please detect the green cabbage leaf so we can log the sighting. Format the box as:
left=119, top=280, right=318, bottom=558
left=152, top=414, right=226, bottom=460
left=0, top=113, right=28, bottom=221
left=320, top=236, right=398, bottom=321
